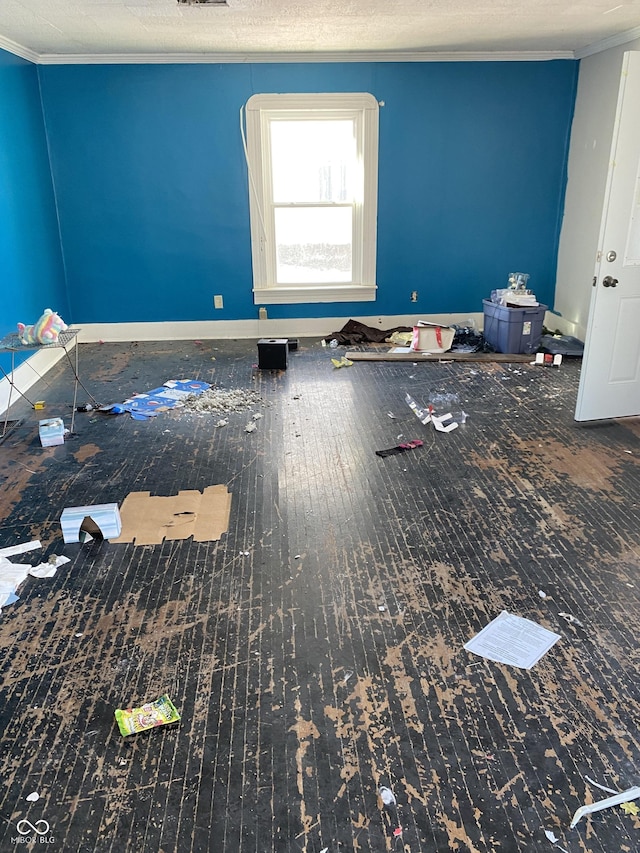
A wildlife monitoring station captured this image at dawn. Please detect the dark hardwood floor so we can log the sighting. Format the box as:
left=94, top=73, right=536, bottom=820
left=0, top=338, right=638, bottom=852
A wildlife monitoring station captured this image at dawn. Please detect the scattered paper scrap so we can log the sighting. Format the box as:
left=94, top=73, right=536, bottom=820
left=26, top=792, right=39, bottom=802
left=464, top=610, right=561, bottom=669
left=570, top=785, right=640, bottom=829
left=114, top=694, right=181, bottom=737
left=1, top=553, right=69, bottom=614
left=432, top=412, right=458, bottom=432
left=405, top=393, right=459, bottom=432
left=559, top=611, right=585, bottom=627
left=29, top=555, right=70, bottom=578
left=544, top=829, right=569, bottom=852
left=0, top=540, right=41, bottom=558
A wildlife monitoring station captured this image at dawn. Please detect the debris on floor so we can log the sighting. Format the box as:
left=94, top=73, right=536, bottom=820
left=331, top=356, right=353, bottom=368
left=0, top=552, right=70, bottom=613
left=405, top=393, right=460, bottom=432
left=544, top=829, right=569, bottom=852
left=181, top=386, right=265, bottom=415
left=558, top=611, right=585, bottom=627
left=122, top=379, right=211, bottom=420
left=29, top=554, right=70, bottom=578
left=114, top=694, right=181, bottom=736
left=378, top=786, right=396, bottom=805
left=464, top=610, right=561, bottom=669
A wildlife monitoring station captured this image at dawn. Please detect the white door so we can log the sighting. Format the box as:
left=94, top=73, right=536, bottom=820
left=575, top=51, right=640, bottom=422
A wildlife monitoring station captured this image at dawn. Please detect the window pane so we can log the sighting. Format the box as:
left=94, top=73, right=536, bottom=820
left=274, top=207, right=352, bottom=283
left=271, top=120, right=356, bottom=204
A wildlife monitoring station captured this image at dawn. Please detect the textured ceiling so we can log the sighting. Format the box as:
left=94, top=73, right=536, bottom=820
left=0, top=0, right=639, bottom=62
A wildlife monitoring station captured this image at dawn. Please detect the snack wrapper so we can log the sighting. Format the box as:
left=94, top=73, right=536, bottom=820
left=114, top=694, right=180, bottom=737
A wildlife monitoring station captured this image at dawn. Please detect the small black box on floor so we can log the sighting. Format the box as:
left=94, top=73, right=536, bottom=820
left=258, top=338, right=288, bottom=370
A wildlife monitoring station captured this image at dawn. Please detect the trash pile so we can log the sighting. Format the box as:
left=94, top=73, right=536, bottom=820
left=180, top=386, right=265, bottom=415
left=450, top=324, right=495, bottom=354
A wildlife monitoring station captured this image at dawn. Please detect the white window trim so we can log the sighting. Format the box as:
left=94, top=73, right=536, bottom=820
left=244, top=92, right=379, bottom=304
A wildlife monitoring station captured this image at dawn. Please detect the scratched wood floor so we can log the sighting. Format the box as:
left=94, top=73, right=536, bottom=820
left=0, top=338, right=638, bottom=853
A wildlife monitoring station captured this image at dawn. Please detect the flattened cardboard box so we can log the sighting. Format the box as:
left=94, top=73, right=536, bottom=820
left=110, top=485, right=231, bottom=546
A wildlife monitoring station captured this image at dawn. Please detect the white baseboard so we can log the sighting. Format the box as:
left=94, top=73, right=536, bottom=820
left=543, top=311, right=586, bottom=339
left=0, top=345, right=74, bottom=417
left=76, top=313, right=485, bottom=343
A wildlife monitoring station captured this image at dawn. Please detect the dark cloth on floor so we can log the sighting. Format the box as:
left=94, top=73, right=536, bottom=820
left=324, top=319, right=412, bottom=345
left=375, top=439, right=424, bottom=458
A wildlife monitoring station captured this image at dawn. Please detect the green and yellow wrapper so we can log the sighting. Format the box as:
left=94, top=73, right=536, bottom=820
left=115, top=694, right=181, bottom=737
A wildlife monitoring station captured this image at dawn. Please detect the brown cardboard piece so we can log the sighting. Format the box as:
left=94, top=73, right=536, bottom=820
left=110, top=485, right=231, bottom=546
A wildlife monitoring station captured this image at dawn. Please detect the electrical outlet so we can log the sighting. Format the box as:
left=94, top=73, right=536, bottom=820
left=214, top=295, right=223, bottom=309
left=410, top=291, right=418, bottom=302
left=259, top=307, right=267, bottom=320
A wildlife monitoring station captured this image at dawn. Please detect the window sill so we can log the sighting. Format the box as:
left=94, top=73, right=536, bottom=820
left=253, top=285, right=377, bottom=305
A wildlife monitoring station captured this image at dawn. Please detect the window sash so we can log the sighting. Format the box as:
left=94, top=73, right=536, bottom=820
left=245, top=93, right=378, bottom=304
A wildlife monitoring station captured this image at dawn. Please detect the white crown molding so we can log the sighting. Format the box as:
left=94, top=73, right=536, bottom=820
left=0, top=34, right=39, bottom=63
left=33, top=49, right=575, bottom=65
left=3, top=28, right=640, bottom=66
left=575, top=25, right=640, bottom=59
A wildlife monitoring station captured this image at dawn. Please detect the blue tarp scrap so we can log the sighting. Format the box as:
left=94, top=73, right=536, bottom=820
left=122, top=380, right=211, bottom=420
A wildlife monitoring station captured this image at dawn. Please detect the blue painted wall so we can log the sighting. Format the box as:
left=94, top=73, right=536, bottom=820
left=0, top=48, right=68, bottom=370
left=37, top=60, right=578, bottom=324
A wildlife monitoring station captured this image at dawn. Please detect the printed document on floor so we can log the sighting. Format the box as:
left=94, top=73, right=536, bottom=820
left=464, top=610, right=561, bottom=669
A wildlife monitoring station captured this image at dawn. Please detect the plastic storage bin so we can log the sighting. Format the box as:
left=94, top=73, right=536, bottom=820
left=482, top=300, right=548, bottom=354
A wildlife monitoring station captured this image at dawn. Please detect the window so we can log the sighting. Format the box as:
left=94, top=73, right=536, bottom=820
left=244, top=93, right=379, bottom=304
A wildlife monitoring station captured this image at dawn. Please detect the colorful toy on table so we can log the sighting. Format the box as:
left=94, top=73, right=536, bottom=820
left=17, top=309, right=68, bottom=345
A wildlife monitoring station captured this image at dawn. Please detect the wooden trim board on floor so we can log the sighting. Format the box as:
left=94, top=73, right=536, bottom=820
left=345, top=350, right=536, bottom=362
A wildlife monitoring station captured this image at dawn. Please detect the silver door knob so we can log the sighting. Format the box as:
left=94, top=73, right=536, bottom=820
left=602, top=276, right=618, bottom=287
